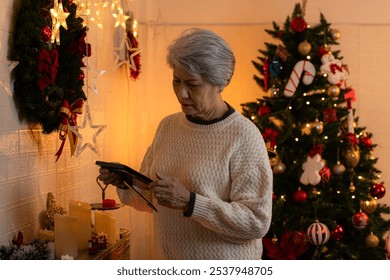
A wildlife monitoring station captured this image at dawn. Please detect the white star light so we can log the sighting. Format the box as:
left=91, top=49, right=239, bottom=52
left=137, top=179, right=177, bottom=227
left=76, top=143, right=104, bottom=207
left=70, top=104, right=106, bottom=156
left=112, top=8, right=130, bottom=30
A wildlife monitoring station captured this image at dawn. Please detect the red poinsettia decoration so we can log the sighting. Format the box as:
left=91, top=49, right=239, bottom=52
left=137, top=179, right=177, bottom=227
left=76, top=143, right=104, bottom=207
left=290, top=17, right=307, bottom=32
left=263, top=230, right=309, bottom=259
left=37, top=48, right=59, bottom=91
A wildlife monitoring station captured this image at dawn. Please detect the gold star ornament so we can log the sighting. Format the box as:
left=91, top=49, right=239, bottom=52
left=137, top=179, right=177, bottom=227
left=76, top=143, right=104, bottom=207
left=50, top=0, right=70, bottom=45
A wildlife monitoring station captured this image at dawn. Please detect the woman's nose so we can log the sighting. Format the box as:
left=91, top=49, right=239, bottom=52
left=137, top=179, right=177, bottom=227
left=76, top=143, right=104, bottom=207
left=178, top=86, right=189, bottom=99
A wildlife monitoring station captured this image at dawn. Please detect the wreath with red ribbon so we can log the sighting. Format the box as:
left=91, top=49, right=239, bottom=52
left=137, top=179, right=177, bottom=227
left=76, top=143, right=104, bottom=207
left=12, top=0, right=89, bottom=135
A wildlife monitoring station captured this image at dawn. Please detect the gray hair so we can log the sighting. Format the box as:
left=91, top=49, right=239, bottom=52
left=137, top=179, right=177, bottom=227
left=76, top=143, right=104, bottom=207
left=166, top=28, right=235, bottom=89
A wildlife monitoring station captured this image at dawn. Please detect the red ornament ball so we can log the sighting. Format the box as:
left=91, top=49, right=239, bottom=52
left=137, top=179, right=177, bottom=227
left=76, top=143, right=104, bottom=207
left=352, top=211, right=369, bottom=229
left=290, top=17, right=307, bottom=32
left=293, top=188, right=307, bottom=203
left=258, top=104, right=271, bottom=116
left=41, top=26, right=52, bottom=42
left=330, top=224, right=344, bottom=241
left=307, top=221, right=330, bottom=246
left=360, top=136, right=373, bottom=148
left=370, top=183, right=386, bottom=199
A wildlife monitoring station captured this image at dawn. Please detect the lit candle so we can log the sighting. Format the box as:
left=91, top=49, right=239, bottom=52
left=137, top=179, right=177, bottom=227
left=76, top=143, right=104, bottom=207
left=94, top=210, right=119, bottom=245
left=69, top=200, right=92, bottom=251
left=54, top=214, right=78, bottom=259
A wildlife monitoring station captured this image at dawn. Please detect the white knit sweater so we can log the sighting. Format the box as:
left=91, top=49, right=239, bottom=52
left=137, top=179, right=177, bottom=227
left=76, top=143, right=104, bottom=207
left=117, top=110, right=273, bottom=259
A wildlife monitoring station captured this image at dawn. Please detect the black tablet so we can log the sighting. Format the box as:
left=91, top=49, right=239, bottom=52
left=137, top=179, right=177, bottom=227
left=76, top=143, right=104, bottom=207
left=95, top=161, right=157, bottom=212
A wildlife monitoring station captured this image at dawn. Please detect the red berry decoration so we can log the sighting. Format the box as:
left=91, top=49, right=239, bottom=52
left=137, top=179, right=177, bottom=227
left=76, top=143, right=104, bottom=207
left=290, top=17, right=307, bottom=32
left=293, top=187, right=307, bottom=203
left=258, top=104, right=271, bottom=116
left=307, top=221, right=330, bottom=246
left=369, top=183, right=386, bottom=199
left=41, top=26, right=52, bottom=42
left=352, top=211, right=369, bottom=229
left=330, top=224, right=344, bottom=241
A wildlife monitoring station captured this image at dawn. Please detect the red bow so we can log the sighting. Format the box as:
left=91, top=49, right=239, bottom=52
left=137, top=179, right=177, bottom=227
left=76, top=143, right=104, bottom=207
left=55, top=99, right=84, bottom=162
left=262, top=128, right=278, bottom=149
left=37, top=48, right=59, bottom=91
left=344, top=132, right=359, bottom=146
left=309, top=144, right=323, bottom=157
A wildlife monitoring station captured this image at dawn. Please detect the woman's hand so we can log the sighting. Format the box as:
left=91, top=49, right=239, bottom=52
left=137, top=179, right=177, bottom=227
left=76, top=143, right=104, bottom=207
left=149, top=173, right=191, bottom=210
left=98, top=168, right=124, bottom=187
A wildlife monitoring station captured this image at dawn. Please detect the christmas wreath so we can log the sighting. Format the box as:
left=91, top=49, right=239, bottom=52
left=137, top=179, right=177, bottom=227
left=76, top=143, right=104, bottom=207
left=12, top=0, right=89, bottom=134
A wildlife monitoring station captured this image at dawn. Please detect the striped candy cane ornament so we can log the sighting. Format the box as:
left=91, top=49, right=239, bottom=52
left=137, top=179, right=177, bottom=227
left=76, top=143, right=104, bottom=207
left=307, top=221, right=330, bottom=246
left=283, top=60, right=316, bottom=97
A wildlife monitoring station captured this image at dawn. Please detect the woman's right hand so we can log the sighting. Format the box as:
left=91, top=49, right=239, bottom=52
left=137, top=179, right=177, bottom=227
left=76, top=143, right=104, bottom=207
left=98, top=168, right=124, bottom=187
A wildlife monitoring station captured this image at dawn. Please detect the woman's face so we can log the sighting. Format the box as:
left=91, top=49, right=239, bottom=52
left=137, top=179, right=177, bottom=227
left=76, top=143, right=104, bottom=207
left=172, top=66, right=221, bottom=120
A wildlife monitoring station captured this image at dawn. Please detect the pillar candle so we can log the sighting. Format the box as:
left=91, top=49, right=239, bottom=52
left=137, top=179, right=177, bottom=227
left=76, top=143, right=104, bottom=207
left=94, top=210, right=119, bottom=245
left=69, top=200, right=92, bottom=252
left=54, top=214, right=78, bottom=259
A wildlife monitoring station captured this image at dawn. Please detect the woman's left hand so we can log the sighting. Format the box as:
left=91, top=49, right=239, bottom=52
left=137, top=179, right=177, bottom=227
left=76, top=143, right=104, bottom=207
left=149, top=173, right=191, bottom=210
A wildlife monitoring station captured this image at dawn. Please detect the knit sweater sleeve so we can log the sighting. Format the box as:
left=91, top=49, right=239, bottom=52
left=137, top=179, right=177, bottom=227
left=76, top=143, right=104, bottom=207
left=191, top=121, right=273, bottom=243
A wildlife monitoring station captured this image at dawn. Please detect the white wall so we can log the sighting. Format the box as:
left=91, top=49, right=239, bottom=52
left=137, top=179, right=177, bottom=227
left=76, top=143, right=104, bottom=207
left=1, top=0, right=390, bottom=259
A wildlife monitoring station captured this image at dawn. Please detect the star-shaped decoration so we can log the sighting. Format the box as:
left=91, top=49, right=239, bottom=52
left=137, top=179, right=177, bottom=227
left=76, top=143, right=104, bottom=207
left=0, top=59, right=18, bottom=96
left=50, top=0, right=70, bottom=45
left=128, top=47, right=141, bottom=72
left=113, top=31, right=131, bottom=69
left=112, top=8, right=130, bottom=30
left=74, top=0, right=91, bottom=19
left=70, top=104, right=107, bottom=156
left=83, top=58, right=106, bottom=95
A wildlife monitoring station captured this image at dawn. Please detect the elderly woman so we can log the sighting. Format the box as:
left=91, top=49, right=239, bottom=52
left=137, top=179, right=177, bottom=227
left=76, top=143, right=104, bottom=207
left=99, top=28, right=273, bottom=260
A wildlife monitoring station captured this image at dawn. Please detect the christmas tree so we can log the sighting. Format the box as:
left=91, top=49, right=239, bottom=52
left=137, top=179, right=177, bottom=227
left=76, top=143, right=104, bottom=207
left=241, top=2, right=390, bottom=259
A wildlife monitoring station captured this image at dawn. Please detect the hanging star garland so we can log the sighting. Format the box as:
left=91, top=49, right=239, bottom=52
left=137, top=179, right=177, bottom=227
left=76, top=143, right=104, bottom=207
left=50, top=0, right=70, bottom=45
left=70, top=104, right=106, bottom=156
left=112, top=8, right=130, bottom=29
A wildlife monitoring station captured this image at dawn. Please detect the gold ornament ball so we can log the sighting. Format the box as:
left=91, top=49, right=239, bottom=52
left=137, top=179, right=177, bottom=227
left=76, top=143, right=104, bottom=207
left=330, top=29, right=341, bottom=41
left=272, top=235, right=279, bottom=244
left=332, top=161, right=346, bottom=175
left=361, top=198, right=378, bottom=214
left=327, top=85, right=340, bottom=97
left=365, top=233, right=379, bottom=248
left=298, top=40, right=312, bottom=55
left=311, top=119, right=324, bottom=134
left=343, top=147, right=360, bottom=168
left=273, top=162, right=286, bottom=174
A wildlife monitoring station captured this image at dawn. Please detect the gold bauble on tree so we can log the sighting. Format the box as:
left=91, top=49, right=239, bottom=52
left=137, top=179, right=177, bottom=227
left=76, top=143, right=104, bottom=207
left=311, top=119, right=324, bottom=134
left=327, top=85, right=340, bottom=97
left=343, top=146, right=360, bottom=168
left=273, top=162, right=286, bottom=174
left=332, top=161, right=346, bottom=175
left=365, top=232, right=380, bottom=248
left=298, top=40, right=312, bottom=55
left=330, top=29, right=341, bottom=40
left=360, top=197, right=378, bottom=214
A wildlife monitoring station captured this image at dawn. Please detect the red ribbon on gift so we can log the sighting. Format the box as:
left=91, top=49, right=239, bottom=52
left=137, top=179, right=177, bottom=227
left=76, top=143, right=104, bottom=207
left=55, top=98, right=84, bottom=162
left=262, top=128, right=278, bottom=149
